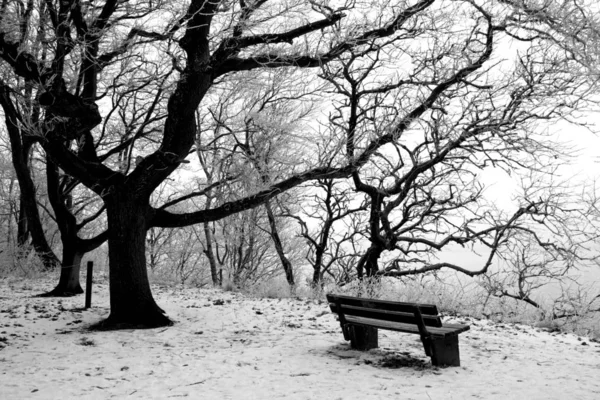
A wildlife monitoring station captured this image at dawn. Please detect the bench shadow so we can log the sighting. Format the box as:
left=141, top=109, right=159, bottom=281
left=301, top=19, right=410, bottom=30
left=376, top=352, right=431, bottom=369
left=324, top=343, right=433, bottom=371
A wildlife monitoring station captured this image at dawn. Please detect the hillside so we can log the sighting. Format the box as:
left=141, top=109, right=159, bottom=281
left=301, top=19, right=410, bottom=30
left=1, top=278, right=599, bottom=399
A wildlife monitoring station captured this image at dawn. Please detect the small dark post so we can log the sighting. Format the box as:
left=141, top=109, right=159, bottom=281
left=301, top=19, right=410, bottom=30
left=219, top=269, right=223, bottom=286
left=85, top=261, right=93, bottom=309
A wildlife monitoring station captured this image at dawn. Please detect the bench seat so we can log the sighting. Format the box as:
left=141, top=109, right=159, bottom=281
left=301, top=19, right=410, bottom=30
left=344, top=315, right=470, bottom=337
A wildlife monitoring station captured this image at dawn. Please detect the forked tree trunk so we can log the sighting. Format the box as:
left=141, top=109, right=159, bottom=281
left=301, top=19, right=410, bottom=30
left=98, top=191, right=171, bottom=329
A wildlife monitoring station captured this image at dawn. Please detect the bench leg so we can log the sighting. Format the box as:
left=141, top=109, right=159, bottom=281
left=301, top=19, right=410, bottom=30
left=348, top=325, right=378, bottom=350
left=429, top=335, right=461, bottom=367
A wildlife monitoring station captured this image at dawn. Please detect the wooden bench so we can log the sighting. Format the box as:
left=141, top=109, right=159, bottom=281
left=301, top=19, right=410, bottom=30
left=326, top=293, right=470, bottom=367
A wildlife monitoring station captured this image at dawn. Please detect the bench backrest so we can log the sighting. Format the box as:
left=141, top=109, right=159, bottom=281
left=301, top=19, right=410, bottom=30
left=326, top=293, right=443, bottom=328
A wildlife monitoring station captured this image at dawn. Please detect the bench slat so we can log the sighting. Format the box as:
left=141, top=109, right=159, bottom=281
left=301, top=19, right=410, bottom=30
left=344, top=315, right=470, bottom=337
left=329, top=303, right=443, bottom=327
left=326, top=294, right=439, bottom=315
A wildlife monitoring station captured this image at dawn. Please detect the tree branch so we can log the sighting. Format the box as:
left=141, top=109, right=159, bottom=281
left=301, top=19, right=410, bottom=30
left=215, top=0, right=435, bottom=76
left=151, top=164, right=356, bottom=227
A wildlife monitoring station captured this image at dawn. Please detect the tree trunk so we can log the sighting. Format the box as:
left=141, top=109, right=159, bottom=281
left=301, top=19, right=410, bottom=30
left=16, top=197, right=29, bottom=246
left=365, top=246, right=382, bottom=277
left=311, top=244, right=326, bottom=287
left=203, top=221, right=220, bottom=286
left=56, top=249, right=84, bottom=295
left=357, top=246, right=382, bottom=280
left=356, top=191, right=384, bottom=284
left=312, top=264, right=322, bottom=288
left=265, top=201, right=295, bottom=288
left=16, top=168, right=60, bottom=270
left=202, top=197, right=220, bottom=286
left=97, top=191, right=171, bottom=329
left=39, top=248, right=83, bottom=296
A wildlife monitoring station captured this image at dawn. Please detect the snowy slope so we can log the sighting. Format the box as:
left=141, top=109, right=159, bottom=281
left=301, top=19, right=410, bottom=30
left=1, top=278, right=599, bottom=399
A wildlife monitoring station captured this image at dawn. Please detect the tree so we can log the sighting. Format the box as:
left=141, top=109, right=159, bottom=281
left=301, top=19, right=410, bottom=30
left=0, top=0, right=111, bottom=294
left=477, top=172, right=600, bottom=317
left=0, top=133, right=20, bottom=254
left=195, top=140, right=229, bottom=287
left=42, top=158, right=107, bottom=295
left=0, top=87, right=108, bottom=294
left=0, top=85, right=60, bottom=270
left=1, top=0, right=597, bottom=328
left=286, top=178, right=367, bottom=287
left=201, top=69, right=321, bottom=288
left=216, top=207, right=284, bottom=287
left=498, top=0, right=600, bottom=75
left=315, top=2, right=598, bottom=284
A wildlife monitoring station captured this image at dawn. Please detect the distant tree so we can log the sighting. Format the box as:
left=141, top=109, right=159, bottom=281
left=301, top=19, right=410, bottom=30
left=286, top=179, right=367, bottom=287
left=195, top=142, right=230, bottom=287
left=0, top=136, right=20, bottom=252
left=176, top=68, right=323, bottom=289
left=477, top=172, right=600, bottom=316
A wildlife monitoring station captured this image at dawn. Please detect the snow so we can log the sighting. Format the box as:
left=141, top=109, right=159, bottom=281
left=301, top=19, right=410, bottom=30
left=1, top=278, right=599, bottom=399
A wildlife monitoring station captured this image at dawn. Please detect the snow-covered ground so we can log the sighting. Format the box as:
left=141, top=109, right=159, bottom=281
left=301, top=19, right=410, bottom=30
left=1, top=277, right=599, bottom=400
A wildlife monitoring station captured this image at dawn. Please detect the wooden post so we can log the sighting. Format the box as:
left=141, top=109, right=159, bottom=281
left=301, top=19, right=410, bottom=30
left=85, top=261, right=93, bottom=309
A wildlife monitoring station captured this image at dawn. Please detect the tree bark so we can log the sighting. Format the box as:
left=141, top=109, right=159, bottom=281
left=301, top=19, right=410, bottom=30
left=311, top=241, right=330, bottom=288
left=16, top=197, right=29, bottom=246
left=40, top=249, right=84, bottom=296
left=203, top=221, right=220, bottom=286
left=312, top=256, right=323, bottom=287
left=56, top=248, right=84, bottom=294
left=201, top=196, right=220, bottom=286
left=21, top=181, right=59, bottom=271
left=97, top=190, right=171, bottom=329
left=311, top=238, right=328, bottom=287
left=265, top=200, right=295, bottom=287
left=365, top=246, right=382, bottom=277
left=357, top=246, right=383, bottom=279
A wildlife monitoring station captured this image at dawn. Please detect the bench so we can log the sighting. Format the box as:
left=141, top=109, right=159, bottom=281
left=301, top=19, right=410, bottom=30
left=326, top=293, right=470, bottom=366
